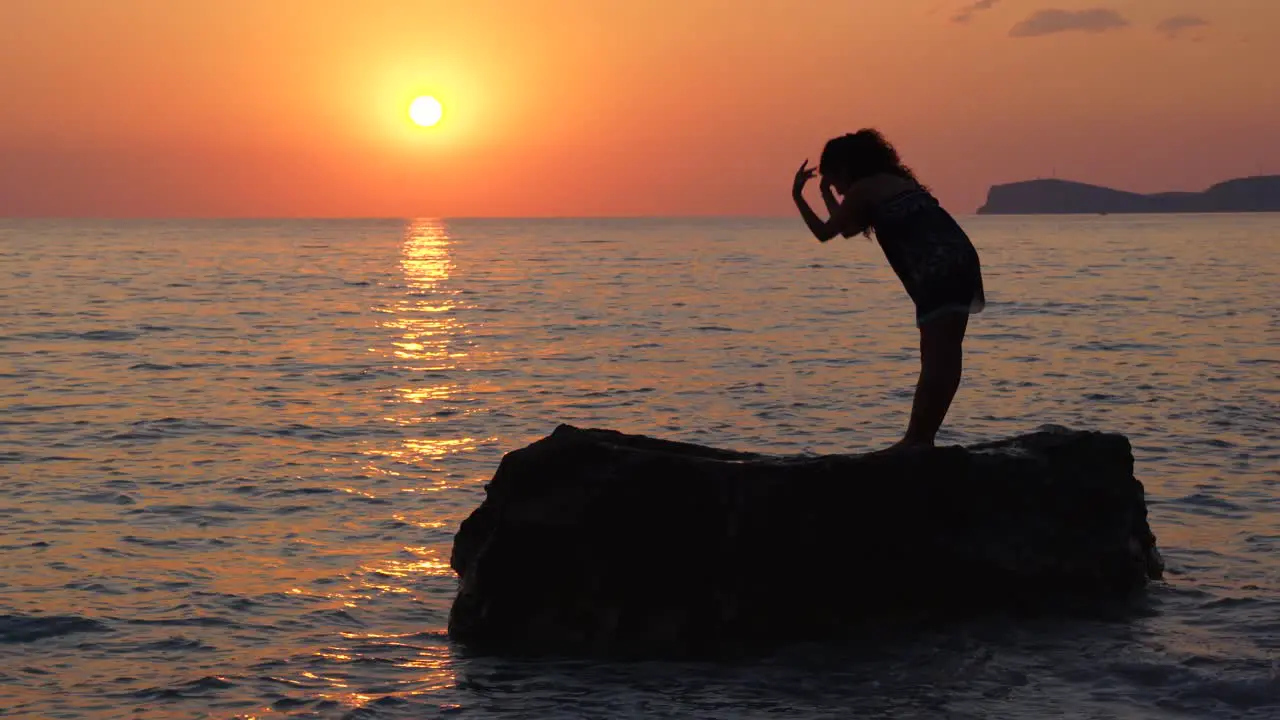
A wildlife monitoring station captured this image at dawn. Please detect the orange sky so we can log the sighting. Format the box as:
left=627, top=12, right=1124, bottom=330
left=1, top=0, right=1277, bottom=217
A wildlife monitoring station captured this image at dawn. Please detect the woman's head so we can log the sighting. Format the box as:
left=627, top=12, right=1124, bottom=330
left=818, top=128, right=922, bottom=193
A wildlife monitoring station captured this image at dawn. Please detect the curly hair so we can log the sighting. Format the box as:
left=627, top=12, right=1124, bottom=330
left=818, top=128, right=925, bottom=189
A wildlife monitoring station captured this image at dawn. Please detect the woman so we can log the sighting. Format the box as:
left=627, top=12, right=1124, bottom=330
left=792, top=128, right=986, bottom=450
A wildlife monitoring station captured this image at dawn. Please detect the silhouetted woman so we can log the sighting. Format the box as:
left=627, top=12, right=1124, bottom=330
left=792, top=129, right=986, bottom=450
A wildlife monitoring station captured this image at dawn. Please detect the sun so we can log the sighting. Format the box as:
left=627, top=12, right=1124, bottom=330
left=409, top=96, right=443, bottom=127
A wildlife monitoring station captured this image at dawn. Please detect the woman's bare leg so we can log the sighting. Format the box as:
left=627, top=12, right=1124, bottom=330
left=890, top=311, right=969, bottom=449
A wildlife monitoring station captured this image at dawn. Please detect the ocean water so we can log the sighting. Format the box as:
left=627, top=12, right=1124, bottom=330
left=0, top=214, right=1276, bottom=719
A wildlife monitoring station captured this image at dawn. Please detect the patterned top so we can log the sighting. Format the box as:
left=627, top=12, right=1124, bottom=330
left=867, top=188, right=986, bottom=319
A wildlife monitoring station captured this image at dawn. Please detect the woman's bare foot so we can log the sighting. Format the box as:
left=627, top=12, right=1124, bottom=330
left=871, top=437, right=933, bottom=455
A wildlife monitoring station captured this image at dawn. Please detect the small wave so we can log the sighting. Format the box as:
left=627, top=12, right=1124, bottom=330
left=995, top=300, right=1096, bottom=317
left=308, top=609, right=367, bottom=627
left=0, top=541, right=50, bottom=551
left=1108, top=660, right=1280, bottom=712
left=32, top=454, right=92, bottom=462
left=1200, top=595, right=1266, bottom=610
left=121, top=535, right=191, bottom=548
left=79, top=329, right=141, bottom=342
left=62, top=581, right=127, bottom=595
left=129, top=362, right=177, bottom=371
left=1072, top=340, right=1166, bottom=352
left=327, top=370, right=381, bottom=382
left=0, top=613, right=111, bottom=643
left=76, top=491, right=137, bottom=505
left=130, top=675, right=237, bottom=700
left=1096, top=293, right=1151, bottom=302
left=102, top=417, right=239, bottom=441
left=134, top=636, right=219, bottom=652
left=122, top=616, right=238, bottom=629
left=1175, top=492, right=1248, bottom=514
left=260, top=486, right=338, bottom=498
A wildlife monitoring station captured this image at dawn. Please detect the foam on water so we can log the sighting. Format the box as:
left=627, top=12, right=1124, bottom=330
left=0, top=215, right=1276, bottom=718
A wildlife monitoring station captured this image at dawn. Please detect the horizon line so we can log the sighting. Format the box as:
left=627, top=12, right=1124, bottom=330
left=0, top=213, right=790, bottom=220
left=0, top=212, right=999, bottom=222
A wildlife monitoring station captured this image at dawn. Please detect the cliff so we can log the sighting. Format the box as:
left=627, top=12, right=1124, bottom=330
left=448, top=424, right=1164, bottom=658
left=977, top=175, right=1280, bottom=215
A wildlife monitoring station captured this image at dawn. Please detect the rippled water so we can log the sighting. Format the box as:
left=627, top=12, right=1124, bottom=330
left=1, top=215, right=1277, bottom=719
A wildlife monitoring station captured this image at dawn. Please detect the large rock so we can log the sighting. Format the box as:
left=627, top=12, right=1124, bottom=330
left=448, top=424, right=1163, bottom=658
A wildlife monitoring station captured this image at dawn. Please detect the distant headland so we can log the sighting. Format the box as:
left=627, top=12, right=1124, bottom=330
left=977, top=175, right=1280, bottom=215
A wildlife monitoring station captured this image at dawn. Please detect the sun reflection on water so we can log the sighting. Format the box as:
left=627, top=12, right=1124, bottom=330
left=369, top=219, right=496, bottom=464
left=304, top=644, right=458, bottom=710
left=360, top=546, right=454, bottom=580
left=287, top=218, right=485, bottom=710
left=299, top=631, right=458, bottom=711
left=382, top=218, right=466, bottom=374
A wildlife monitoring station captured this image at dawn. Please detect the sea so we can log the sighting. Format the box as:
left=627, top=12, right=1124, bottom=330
left=0, top=215, right=1276, bottom=719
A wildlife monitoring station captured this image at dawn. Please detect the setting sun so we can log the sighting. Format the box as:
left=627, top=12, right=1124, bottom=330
left=409, top=96, right=443, bottom=128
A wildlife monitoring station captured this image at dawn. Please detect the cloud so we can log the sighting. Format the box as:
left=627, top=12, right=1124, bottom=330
left=1156, top=14, right=1209, bottom=38
left=1009, top=8, right=1130, bottom=38
left=952, top=0, right=1000, bottom=24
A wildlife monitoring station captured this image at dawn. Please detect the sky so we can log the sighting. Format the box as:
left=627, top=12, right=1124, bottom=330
left=1, top=0, right=1277, bottom=217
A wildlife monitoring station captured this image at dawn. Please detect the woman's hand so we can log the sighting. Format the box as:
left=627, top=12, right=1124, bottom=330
left=793, top=162, right=867, bottom=242
left=792, top=159, right=817, bottom=197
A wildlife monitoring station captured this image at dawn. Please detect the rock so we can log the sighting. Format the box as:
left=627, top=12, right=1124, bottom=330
left=976, top=175, right=1280, bottom=214
left=448, top=424, right=1164, bottom=658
